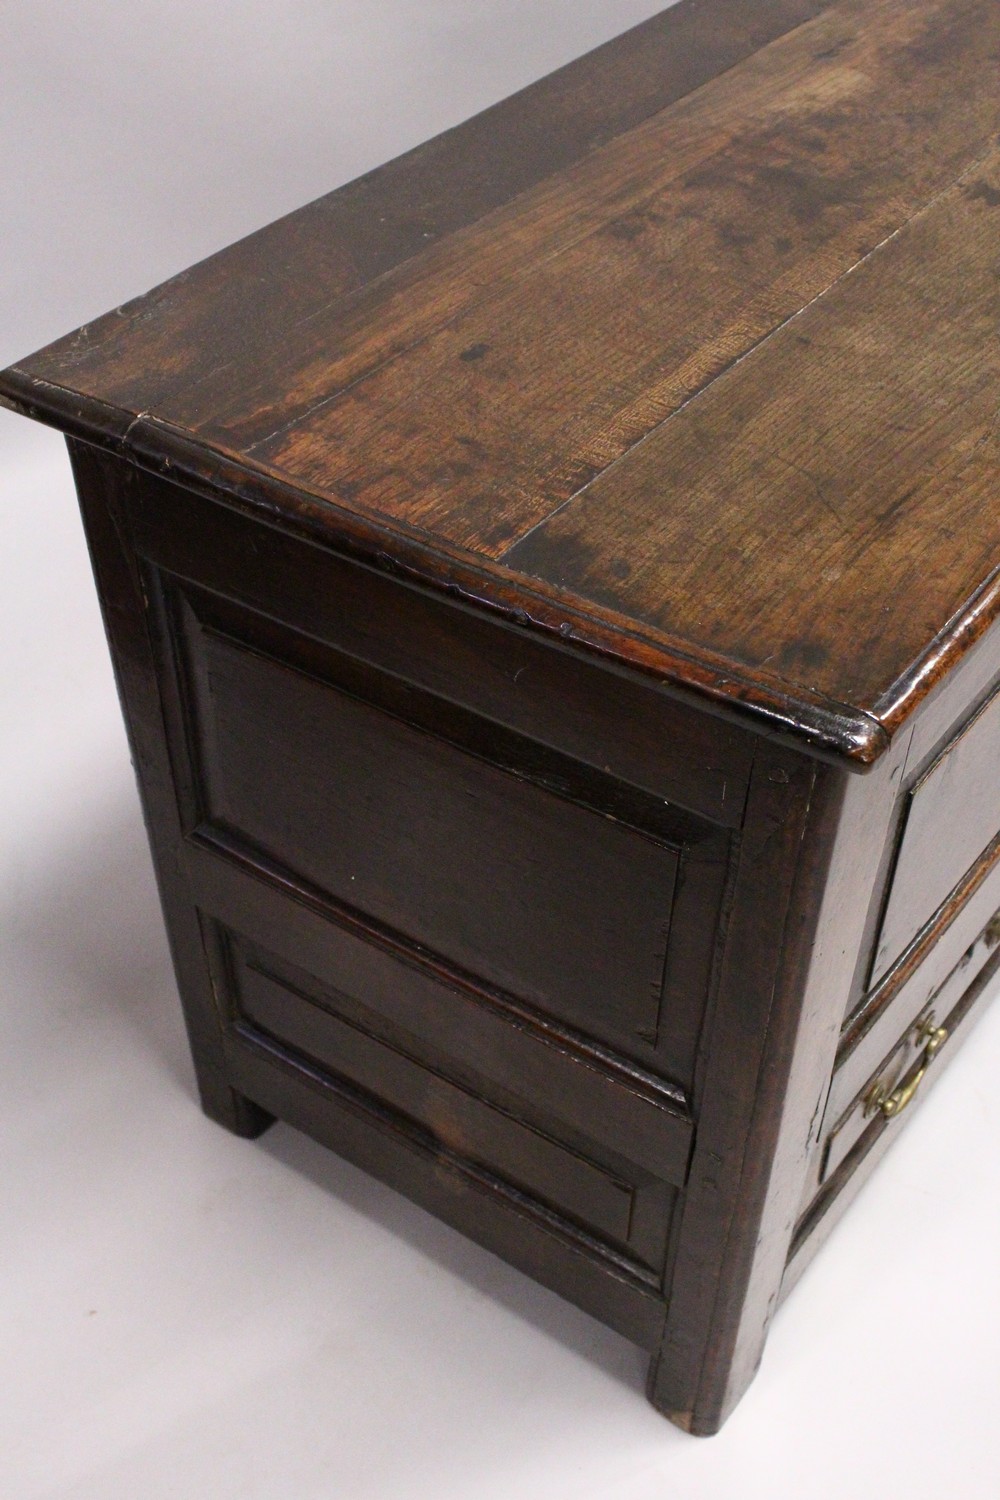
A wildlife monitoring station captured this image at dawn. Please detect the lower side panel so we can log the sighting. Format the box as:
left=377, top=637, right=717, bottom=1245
left=225, top=1034, right=667, bottom=1352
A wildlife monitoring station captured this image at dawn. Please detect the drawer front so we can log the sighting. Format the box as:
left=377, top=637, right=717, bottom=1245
left=836, top=847, right=1000, bottom=1124
left=873, top=687, right=1000, bottom=984
left=821, top=905, right=1000, bottom=1188
left=787, top=928, right=1000, bottom=1300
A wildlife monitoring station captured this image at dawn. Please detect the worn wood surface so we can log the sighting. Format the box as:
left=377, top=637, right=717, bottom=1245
left=508, top=146, right=1000, bottom=722
left=3, top=0, right=999, bottom=761
left=4, top=0, right=834, bottom=424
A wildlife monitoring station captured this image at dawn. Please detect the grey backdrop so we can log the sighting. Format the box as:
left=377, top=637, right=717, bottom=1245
left=2, top=5, right=999, bottom=1498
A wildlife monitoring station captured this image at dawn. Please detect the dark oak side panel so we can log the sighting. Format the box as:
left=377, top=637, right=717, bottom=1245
left=63, top=442, right=734, bottom=1372
left=128, top=473, right=739, bottom=1092
left=177, top=595, right=681, bottom=1058
left=224, top=929, right=679, bottom=1273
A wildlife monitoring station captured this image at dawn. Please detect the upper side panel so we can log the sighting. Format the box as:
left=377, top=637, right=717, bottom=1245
left=124, top=462, right=740, bottom=1093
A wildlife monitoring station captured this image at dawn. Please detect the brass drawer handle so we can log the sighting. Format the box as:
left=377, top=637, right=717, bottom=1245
left=866, top=1017, right=949, bottom=1120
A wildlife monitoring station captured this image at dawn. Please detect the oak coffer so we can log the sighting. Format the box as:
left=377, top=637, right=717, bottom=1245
left=3, top=0, right=999, bottom=1436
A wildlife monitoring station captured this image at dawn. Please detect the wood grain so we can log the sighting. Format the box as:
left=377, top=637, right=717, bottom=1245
left=180, top=600, right=682, bottom=1059
left=186, top=846, right=697, bottom=1180
left=508, top=148, right=1000, bottom=715
left=251, top=0, right=1000, bottom=555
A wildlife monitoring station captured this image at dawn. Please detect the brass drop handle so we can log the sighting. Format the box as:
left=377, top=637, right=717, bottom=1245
left=866, top=1016, right=948, bottom=1120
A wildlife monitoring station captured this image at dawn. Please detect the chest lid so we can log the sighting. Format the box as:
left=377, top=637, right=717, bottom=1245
left=3, top=0, right=999, bottom=768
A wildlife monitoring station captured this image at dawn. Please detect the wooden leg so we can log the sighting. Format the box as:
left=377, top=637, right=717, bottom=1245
left=645, top=1344, right=747, bottom=1437
left=197, top=1075, right=274, bottom=1139
left=646, top=1354, right=697, bottom=1433
left=69, top=440, right=274, bottom=1146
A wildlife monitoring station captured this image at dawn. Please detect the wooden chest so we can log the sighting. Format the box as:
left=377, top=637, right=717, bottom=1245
left=3, top=0, right=999, bottom=1436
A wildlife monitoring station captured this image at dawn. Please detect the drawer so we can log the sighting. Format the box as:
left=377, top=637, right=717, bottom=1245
left=210, top=921, right=685, bottom=1274
left=787, top=918, right=1000, bottom=1305
left=820, top=906, right=1000, bottom=1188
left=872, top=687, right=1000, bottom=984
left=836, top=843, right=1000, bottom=1125
left=822, top=1008, right=946, bottom=1185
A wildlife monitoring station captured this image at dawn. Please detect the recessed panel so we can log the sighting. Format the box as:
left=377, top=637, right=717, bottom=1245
left=177, top=593, right=679, bottom=1059
left=229, top=937, right=669, bottom=1257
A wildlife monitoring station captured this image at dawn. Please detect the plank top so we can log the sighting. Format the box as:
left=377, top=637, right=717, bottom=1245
left=3, top=0, right=999, bottom=766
